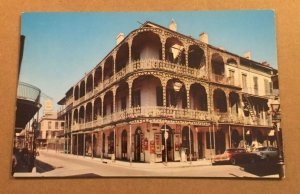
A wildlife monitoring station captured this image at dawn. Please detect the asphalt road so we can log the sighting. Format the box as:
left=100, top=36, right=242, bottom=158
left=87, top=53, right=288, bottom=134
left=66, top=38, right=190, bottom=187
left=14, top=150, right=279, bottom=178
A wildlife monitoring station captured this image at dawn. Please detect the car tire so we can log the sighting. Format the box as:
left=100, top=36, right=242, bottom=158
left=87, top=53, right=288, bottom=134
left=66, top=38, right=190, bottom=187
left=230, top=158, right=237, bottom=165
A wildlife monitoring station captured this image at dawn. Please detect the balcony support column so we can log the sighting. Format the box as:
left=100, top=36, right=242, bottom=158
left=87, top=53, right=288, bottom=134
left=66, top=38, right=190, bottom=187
left=129, top=123, right=132, bottom=165
left=70, top=134, right=73, bottom=155
left=185, top=45, right=189, bottom=67
left=162, top=80, right=167, bottom=107
left=225, top=91, right=230, bottom=113
left=84, top=104, right=87, bottom=128
left=186, top=87, right=190, bottom=109
left=112, top=87, right=116, bottom=113
left=128, top=80, right=133, bottom=108
left=114, top=128, right=116, bottom=161
left=101, top=95, right=104, bottom=117
left=161, top=37, right=166, bottom=61
left=92, top=102, right=94, bottom=128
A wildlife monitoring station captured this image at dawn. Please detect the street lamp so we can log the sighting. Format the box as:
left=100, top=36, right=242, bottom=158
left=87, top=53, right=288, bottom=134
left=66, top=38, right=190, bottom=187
left=270, top=98, right=285, bottom=178
left=173, top=81, right=183, bottom=92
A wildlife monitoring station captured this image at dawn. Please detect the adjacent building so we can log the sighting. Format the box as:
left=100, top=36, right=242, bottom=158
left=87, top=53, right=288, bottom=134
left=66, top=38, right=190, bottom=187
left=58, top=20, right=279, bottom=163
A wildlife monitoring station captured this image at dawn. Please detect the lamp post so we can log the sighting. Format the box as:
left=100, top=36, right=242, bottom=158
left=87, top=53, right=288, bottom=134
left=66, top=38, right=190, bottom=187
left=161, top=123, right=168, bottom=166
left=270, top=98, right=285, bottom=178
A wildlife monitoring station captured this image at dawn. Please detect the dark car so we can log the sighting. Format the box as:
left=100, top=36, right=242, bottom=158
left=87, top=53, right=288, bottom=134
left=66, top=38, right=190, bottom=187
left=252, top=147, right=278, bottom=161
left=213, top=148, right=259, bottom=165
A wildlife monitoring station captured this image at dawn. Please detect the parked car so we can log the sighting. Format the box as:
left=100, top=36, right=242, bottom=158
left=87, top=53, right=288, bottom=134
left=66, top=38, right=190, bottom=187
left=252, top=147, right=278, bottom=160
left=213, top=148, right=259, bottom=165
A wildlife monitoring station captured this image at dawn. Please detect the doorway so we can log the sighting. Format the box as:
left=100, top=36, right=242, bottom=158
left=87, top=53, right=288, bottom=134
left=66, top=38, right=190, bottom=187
left=161, top=125, right=174, bottom=161
left=197, top=132, right=203, bottom=159
left=134, top=127, right=142, bottom=162
left=121, top=130, right=127, bottom=160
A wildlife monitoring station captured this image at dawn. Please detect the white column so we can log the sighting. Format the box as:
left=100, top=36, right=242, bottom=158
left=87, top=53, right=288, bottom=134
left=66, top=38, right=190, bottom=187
left=129, top=124, right=132, bottom=165
left=114, top=127, right=116, bottom=161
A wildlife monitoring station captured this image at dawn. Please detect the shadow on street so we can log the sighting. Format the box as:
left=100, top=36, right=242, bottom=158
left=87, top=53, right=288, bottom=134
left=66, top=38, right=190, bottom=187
left=35, top=159, right=55, bottom=173
left=239, top=159, right=279, bottom=177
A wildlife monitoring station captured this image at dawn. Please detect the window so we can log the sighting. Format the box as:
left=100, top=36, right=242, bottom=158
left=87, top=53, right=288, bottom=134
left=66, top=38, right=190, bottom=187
left=242, top=74, right=247, bottom=92
left=264, top=79, right=269, bottom=95
left=229, top=69, right=235, bottom=85
left=269, top=82, right=273, bottom=95
left=132, top=90, right=141, bottom=107
left=55, top=122, right=58, bottom=129
left=253, top=76, right=258, bottom=95
left=61, top=122, right=64, bottom=129
left=206, top=132, right=215, bottom=149
left=48, top=121, right=51, bottom=129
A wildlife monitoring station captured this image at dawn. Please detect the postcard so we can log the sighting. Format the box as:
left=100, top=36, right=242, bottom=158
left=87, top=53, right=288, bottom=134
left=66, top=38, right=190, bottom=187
left=13, top=11, right=284, bottom=178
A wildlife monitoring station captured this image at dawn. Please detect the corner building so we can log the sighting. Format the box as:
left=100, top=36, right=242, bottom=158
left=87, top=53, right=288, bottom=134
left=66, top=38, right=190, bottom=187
left=58, top=21, right=278, bottom=163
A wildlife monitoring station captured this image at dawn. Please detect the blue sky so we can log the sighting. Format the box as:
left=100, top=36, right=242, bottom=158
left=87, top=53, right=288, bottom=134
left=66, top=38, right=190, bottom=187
left=20, top=11, right=277, bottom=111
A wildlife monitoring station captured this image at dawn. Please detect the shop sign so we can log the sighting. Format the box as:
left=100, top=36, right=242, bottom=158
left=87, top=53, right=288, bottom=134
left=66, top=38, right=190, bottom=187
left=150, top=140, right=155, bottom=153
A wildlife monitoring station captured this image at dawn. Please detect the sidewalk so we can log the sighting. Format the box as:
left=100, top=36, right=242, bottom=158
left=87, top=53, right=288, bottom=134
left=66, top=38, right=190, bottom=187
left=40, top=149, right=212, bottom=169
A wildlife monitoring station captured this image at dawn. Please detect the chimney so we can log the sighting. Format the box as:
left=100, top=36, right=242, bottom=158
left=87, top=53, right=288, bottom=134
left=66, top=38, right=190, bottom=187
left=199, top=32, right=208, bottom=44
left=116, top=33, right=124, bottom=45
left=262, top=61, right=270, bottom=66
left=244, top=51, right=251, bottom=59
left=169, top=19, right=177, bottom=31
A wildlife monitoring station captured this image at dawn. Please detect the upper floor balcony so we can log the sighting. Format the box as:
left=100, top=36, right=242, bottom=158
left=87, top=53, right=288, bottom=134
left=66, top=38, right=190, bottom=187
left=211, top=74, right=240, bottom=88
left=70, top=59, right=208, bottom=107
left=70, top=105, right=270, bottom=131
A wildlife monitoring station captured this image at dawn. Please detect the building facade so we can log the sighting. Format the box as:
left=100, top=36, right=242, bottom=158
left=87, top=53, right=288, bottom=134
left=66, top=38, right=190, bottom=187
left=58, top=20, right=278, bottom=163
left=38, top=112, right=65, bottom=150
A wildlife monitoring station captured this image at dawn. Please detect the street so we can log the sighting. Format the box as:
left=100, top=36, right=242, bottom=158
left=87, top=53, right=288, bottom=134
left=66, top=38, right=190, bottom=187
left=13, top=150, right=279, bottom=178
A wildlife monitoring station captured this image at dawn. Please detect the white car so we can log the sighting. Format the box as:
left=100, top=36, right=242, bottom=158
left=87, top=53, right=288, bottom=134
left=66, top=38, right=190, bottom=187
left=253, top=147, right=278, bottom=160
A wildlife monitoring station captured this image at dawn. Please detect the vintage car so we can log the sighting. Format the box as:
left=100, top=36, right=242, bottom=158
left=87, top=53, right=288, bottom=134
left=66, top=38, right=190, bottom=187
left=252, top=147, right=278, bottom=160
left=213, top=148, right=259, bottom=165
